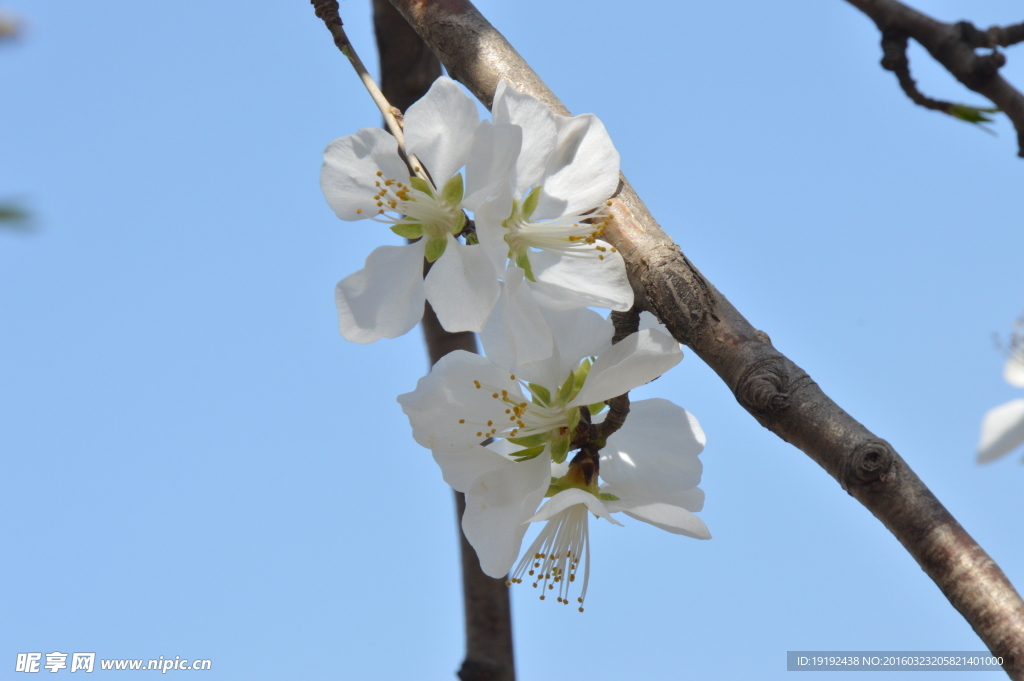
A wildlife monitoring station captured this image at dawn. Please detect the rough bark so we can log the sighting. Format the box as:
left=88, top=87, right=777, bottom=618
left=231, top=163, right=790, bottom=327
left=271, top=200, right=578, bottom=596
left=386, top=0, right=1024, bottom=675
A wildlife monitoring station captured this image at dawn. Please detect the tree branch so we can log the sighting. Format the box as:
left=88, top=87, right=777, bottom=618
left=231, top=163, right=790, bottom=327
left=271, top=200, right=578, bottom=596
left=386, top=0, right=1024, bottom=675
left=844, top=0, right=1024, bottom=157
left=369, top=3, right=515, bottom=679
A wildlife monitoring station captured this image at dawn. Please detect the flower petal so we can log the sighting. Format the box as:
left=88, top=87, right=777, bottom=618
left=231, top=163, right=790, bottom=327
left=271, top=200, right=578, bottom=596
left=599, top=398, right=705, bottom=508
left=1005, top=348, right=1024, bottom=388
left=397, top=350, right=522, bottom=452
left=481, top=270, right=554, bottom=371
left=462, top=453, right=551, bottom=578
left=432, top=444, right=510, bottom=493
left=534, top=113, right=620, bottom=219
left=320, top=127, right=411, bottom=220
left=335, top=242, right=426, bottom=343
left=604, top=502, right=711, bottom=539
left=527, top=488, right=623, bottom=526
left=491, top=80, right=558, bottom=194
left=977, top=398, right=1024, bottom=463
left=424, top=234, right=500, bottom=333
left=463, top=121, right=522, bottom=211
left=528, top=245, right=634, bottom=311
left=569, top=329, right=682, bottom=406
left=405, top=77, right=479, bottom=187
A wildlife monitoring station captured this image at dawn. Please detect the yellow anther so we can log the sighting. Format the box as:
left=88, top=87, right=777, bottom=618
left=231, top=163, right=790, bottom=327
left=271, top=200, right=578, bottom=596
left=458, top=419, right=465, bottom=424
left=355, top=208, right=362, bottom=214
left=376, top=171, right=383, bottom=176
left=473, top=380, right=481, bottom=389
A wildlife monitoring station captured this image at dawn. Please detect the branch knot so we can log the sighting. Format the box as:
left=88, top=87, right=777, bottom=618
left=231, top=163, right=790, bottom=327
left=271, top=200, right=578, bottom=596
left=841, top=439, right=895, bottom=492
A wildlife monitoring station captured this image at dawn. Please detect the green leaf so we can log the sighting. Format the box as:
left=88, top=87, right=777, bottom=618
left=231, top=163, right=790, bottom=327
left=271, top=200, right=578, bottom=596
left=409, top=176, right=435, bottom=197
left=507, top=433, right=546, bottom=448
left=598, top=492, right=620, bottom=502
left=550, top=432, right=570, bottom=464
left=527, top=382, right=551, bottom=406
left=389, top=221, right=424, bottom=239
left=521, top=186, right=542, bottom=220
left=515, top=251, right=536, bottom=282
left=947, top=103, right=999, bottom=125
left=512, top=444, right=547, bottom=462
left=441, top=173, right=465, bottom=206
left=424, top=236, right=448, bottom=262
left=587, top=401, right=607, bottom=416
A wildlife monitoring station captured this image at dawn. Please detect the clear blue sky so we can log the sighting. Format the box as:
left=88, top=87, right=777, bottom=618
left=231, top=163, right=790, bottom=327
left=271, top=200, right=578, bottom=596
left=1, top=1, right=1021, bottom=679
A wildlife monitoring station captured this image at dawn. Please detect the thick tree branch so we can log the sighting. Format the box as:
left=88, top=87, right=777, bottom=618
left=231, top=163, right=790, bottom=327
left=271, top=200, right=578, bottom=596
left=369, top=4, right=515, bottom=679
left=386, top=0, right=1024, bottom=675
left=844, top=0, right=1024, bottom=157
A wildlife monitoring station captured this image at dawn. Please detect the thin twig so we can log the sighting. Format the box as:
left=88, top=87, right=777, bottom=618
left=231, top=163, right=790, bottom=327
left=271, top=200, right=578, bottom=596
left=311, top=0, right=429, bottom=180
left=386, top=0, right=1024, bottom=675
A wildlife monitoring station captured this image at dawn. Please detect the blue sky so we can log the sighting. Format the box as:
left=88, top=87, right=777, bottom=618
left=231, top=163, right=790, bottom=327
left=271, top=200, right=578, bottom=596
left=1, top=1, right=1021, bottom=679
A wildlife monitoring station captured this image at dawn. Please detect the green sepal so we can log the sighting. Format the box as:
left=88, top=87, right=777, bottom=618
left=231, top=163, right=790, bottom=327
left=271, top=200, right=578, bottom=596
left=390, top=221, right=424, bottom=239
left=567, top=407, right=581, bottom=433
left=555, top=370, right=575, bottom=406
left=598, top=492, right=620, bottom=502
left=526, top=382, right=551, bottom=407
left=507, top=433, right=546, bottom=448
left=424, top=236, right=448, bottom=263
left=587, top=401, right=607, bottom=415
left=521, top=186, right=542, bottom=220
left=515, top=251, right=536, bottom=282
left=450, top=210, right=466, bottom=235
left=546, top=478, right=570, bottom=498
left=512, top=444, right=547, bottom=462
left=441, top=173, right=465, bottom=207
left=550, top=432, right=570, bottom=464
left=409, top=176, right=435, bottom=197
left=569, top=359, right=592, bottom=402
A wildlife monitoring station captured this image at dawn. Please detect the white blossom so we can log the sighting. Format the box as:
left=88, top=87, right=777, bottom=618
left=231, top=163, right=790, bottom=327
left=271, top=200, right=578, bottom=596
left=319, top=77, right=519, bottom=342
left=978, top=347, right=1024, bottom=463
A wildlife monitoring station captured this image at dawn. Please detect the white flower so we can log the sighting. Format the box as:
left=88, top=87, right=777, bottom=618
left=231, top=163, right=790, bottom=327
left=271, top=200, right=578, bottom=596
left=978, top=347, right=1024, bottom=463
left=320, top=77, right=520, bottom=343
left=474, top=81, right=634, bottom=313
left=397, top=311, right=704, bottom=608
left=398, top=309, right=680, bottom=463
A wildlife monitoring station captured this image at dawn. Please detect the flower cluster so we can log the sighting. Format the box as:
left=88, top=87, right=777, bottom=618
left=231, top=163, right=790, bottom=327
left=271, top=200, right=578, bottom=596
left=321, top=77, right=710, bottom=610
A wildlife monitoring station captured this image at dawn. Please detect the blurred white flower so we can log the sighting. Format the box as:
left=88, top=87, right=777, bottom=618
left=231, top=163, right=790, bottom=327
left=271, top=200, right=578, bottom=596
left=977, top=347, right=1024, bottom=463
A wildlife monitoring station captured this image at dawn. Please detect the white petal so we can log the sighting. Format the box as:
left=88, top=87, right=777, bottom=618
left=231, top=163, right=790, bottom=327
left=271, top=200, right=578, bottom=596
left=473, top=189, right=515, bottom=271
left=542, top=306, right=614, bottom=380
left=604, top=502, right=711, bottom=539
left=481, top=271, right=554, bottom=370
left=491, top=80, right=558, bottom=194
left=1005, top=348, right=1024, bottom=388
left=405, top=77, right=479, bottom=186
left=599, top=398, right=705, bottom=508
left=397, top=350, right=522, bottom=452
left=527, top=488, right=623, bottom=526
left=529, top=246, right=634, bottom=311
left=424, top=235, right=500, bottom=333
left=462, top=454, right=551, bottom=578
left=535, top=114, right=620, bottom=219
left=335, top=242, right=425, bottom=343
left=569, top=329, right=683, bottom=406
left=463, top=121, right=521, bottom=211
left=977, top=398, right=1024, bottom=463
left=320, top=128, right=411, bottom=220
left=432, top=444, right=510, bottom=493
